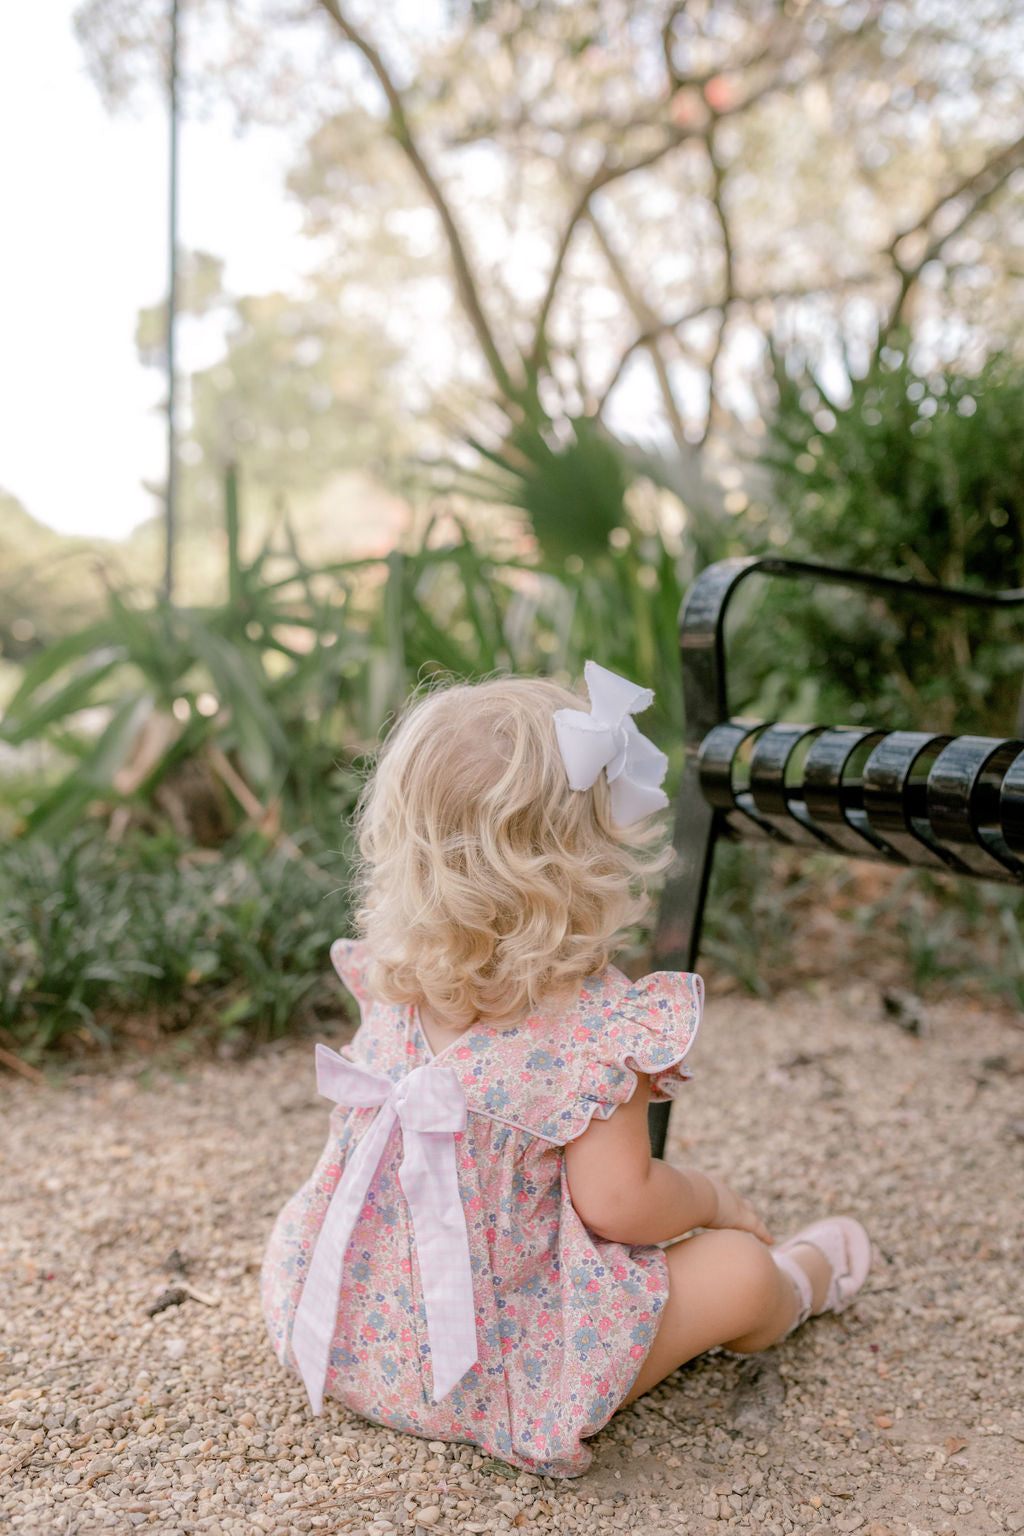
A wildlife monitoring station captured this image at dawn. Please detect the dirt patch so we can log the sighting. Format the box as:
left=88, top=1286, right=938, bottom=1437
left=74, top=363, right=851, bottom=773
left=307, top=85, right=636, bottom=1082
left=2, top=982, right=1023, bottom=1534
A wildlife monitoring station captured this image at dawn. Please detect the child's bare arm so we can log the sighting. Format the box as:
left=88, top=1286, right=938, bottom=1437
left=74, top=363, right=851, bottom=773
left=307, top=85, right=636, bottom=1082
left=564, top=1070, right=773, bottom=1246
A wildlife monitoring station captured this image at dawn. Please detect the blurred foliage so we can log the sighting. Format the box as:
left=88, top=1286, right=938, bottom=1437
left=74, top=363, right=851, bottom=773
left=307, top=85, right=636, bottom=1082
left=461, top=415, right=630, bottom=566
left=0, top=491, right=133, bottom=671
left=0, top=464, right=687, bottom=842
left=70, top=0, right=1024, bottom=551
left=701, top=839, right=1024, bottom=1016
left=10, top=343, right=1024, bottom=1060
left=0, top=474, right=365, bottom=845
left=135, top=251, right=418, bottom=540
left=0, top=447, right=695, bottom=1057
left=0, top=830, right=349, bottom=1059
left=727, top=346, right=1024, bottom=733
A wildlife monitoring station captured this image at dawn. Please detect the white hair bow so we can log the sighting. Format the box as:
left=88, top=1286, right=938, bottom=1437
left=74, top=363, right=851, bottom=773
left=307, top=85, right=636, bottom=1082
left=553, top=660, right=670, bottom=825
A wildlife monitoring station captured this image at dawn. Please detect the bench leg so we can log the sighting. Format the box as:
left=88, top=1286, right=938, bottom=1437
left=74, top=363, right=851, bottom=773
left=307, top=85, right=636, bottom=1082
left=647, top=782, right=719, bottom=1159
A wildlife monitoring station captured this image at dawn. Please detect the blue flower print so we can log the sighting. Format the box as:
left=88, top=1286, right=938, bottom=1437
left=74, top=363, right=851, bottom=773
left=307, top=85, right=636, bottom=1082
left=523, top=1352, right=544, bottom=1388
left=572, top=1323, right=600, bottom=1355
left=484, top=1082, right=511, bottom=1113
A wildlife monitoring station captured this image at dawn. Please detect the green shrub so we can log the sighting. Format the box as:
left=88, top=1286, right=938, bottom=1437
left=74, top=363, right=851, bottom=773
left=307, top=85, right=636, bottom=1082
left=0, top=829, right=352, bottom=1060
left=734, top=346, right=1024, bottom=733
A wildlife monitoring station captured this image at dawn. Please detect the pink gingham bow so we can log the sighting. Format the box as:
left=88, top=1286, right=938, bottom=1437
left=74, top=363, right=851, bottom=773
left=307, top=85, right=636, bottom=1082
left=291, top=1045, right=478, bottom=1412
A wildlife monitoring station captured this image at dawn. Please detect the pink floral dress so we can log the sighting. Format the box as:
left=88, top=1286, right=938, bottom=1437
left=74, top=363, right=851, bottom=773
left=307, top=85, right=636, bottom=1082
left=261, top=939, right=704, bottom=1477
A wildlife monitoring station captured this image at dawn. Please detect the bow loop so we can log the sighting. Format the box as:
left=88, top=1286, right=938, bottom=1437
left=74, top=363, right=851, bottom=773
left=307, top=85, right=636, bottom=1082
left=553, top=660, right=669, bottom=826
left=314, top=1042, right=392, bottom=1109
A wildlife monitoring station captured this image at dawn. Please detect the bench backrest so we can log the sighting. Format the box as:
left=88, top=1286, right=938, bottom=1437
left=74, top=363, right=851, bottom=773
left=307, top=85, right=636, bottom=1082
left=646, top=556, right=1024, bottom=1154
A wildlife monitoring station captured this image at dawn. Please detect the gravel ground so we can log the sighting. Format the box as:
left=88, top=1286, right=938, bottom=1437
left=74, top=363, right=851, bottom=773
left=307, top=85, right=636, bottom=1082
left=3, top=980, right=1024, bottom=1536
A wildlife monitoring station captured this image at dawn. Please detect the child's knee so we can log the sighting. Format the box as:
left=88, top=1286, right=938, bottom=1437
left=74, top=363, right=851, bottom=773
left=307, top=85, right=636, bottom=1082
left=703, top=1228, right=779, bottom=1322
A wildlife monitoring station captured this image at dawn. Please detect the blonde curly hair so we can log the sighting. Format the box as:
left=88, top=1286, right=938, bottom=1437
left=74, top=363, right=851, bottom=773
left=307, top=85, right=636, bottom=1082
left=352, top=674, right=670, bottom=1028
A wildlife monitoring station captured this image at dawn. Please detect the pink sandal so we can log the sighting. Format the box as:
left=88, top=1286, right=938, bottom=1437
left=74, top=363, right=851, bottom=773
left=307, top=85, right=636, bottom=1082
left=771, top=1217, right=872, bottom=1337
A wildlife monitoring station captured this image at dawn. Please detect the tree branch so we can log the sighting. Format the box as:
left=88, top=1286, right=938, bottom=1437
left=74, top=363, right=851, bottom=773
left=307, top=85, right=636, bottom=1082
left=527, top=129, right=699, bottom=375
left=587, top=206, right=691, bottom=455
left=595, top=275, right=882, bottom=418
left=314, top=0, right=519, bottom=403
left=596, top=300, right=722, bottom=418
left=696, top=126, right=736, bottom=448
left=880, top=129, right=1024, bottom=343
left=526, top=28, right=859, bottom=381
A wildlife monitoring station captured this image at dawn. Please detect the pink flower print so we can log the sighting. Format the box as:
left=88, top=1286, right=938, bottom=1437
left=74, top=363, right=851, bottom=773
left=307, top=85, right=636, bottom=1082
left=573, top=1025, right=591, bottom=1041
left=597, top=1378, right=610, bottom=1396
left=613, top=1265, right=627, bottom=1281
left=456, top=1046, right=472, bottom=1059
left=460, top=1154, right=476, bottom=1170
left=630, top=1343, right=645, bottom=1359
left=598, top=1316, right=612, bottom=1334
left=468, top=1196, right=483, bottom=1213
left=586, top=1279, right=600, bottom=1292
left=646, top=1275, right=661, bottom=1291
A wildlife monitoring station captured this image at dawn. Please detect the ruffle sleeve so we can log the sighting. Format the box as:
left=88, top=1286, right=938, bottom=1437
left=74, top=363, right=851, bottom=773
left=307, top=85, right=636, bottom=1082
left=329, top=937, right=372, bottom=1019
left=573, top=969, right=704, bottom=1135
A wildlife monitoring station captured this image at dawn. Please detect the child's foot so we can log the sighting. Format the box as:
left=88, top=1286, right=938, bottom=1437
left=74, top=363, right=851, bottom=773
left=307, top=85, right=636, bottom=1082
left=771, top=1217, right=871, bottom=1336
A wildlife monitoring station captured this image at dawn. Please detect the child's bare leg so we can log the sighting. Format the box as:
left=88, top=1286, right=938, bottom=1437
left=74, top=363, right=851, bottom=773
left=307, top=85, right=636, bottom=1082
left=621, top=1230, right=829, bottom=1407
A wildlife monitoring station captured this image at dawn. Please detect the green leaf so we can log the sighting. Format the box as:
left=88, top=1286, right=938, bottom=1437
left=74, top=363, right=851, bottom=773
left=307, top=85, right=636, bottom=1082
left=1, top=646, right=126, bottom=743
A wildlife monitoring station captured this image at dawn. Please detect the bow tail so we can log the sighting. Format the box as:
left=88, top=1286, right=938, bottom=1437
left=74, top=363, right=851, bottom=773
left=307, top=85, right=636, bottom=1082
left=399, top=1132, right=479, bottom=1402
left=291, top=1104, right=396, bottom=1414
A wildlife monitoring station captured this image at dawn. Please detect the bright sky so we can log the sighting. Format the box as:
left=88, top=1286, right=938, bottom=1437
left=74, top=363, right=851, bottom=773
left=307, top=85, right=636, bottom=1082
left=0, top=2, right=307, bottom=539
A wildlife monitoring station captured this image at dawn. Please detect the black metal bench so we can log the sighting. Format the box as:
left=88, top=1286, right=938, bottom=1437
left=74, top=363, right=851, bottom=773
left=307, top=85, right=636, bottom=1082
left=648, top=555, right=1024, bottom=1158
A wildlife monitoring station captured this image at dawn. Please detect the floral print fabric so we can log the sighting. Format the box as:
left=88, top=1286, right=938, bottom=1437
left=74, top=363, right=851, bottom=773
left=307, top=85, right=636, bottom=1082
left=261, top=939, right=703, bottom=1477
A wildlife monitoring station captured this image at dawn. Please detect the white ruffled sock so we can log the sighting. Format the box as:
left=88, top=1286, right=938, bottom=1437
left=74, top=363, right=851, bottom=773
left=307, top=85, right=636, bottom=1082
left=771, top=1250, right=814, bottom=1339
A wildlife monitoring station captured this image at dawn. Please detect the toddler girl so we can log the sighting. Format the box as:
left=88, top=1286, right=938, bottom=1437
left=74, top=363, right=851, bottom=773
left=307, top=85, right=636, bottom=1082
left=261, top=664, right=870, bottom=1477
